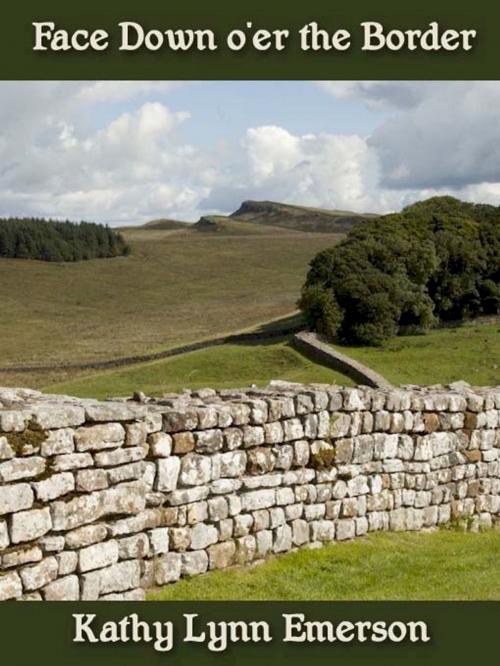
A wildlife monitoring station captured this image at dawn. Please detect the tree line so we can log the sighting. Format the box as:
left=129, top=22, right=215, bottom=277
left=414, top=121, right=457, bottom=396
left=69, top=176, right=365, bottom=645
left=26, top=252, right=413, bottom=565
left=0, top=217, right=130, bottom=262
left=300, top=196, right=500, bottom=346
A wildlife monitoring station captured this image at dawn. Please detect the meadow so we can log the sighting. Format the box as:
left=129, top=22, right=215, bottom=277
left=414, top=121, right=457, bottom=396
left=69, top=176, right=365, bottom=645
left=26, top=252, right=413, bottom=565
left=333, top=322, right=500, bottom=387
left=148, top=529, right=500, bottom=601
left=47, top=340, right=353, bottom=399
left=0, top=224, right=340, bottom=387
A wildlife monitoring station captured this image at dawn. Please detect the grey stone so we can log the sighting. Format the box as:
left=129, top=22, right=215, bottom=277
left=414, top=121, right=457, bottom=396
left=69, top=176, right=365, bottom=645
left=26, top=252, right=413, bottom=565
left=76, top=468, right=108, bottom=492
left=33, top=472, right=75, bottom=502
left=148, top=432, right=172, bottom=457
left=65, top=523, right=108, bottom=549
left=149, top=527, right=170, bottom=555
left=181, top=550, right=209, bottom=576
left=51, top=493, right=103, bottom=531
left=118, top=533, right=150, bottom=559
left=190, top=523, right=218, bottom=550
left=43, top=575, right=80, bottom=600
left=1, top=545, right=42, bottom=569
left=168, top=486, right=209, bottom=506
left=0, top=436, right=14, bottom=460
left=20, top=556, right=58, bottom=591
left=0, top=456, right=45, bottom=483
left=208, top=541, right=236, bottom=569
left=10, top=507, right=52, bottom=543
left=154, top=553, right=182, bottom=585
left=94, top=446, right=146, bottom=467
left=273, top=524, right=292, bottom=552
left=79, top=540, right=119, bottom=573
left=0, top=483, right=34, bottom=515
left=40, top=428, right=75, bottom=456
left=85, top=402, right=140, bottom=422
left=51, top=452, right=93, bottom=472
left=107, top=461, right=145, bottom=485
left=31, top=405, right=85, bottom=429
left=0, top=571, right=23, bottom=600
left=74, top=423, right=125, bottom=451
left=82, top=560, right=141, bottom=599
left=241, top=489, right=276, bottom=511
left=156, top=457, right=181, bottom=491
left=56, top=551, right=78, bottom=576
left=180, top=453, right=212, bottom=486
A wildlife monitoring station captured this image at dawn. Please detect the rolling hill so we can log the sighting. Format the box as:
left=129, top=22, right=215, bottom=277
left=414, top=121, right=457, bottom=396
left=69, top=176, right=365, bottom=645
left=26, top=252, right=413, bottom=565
left=136, top=200, right=376, bottom=235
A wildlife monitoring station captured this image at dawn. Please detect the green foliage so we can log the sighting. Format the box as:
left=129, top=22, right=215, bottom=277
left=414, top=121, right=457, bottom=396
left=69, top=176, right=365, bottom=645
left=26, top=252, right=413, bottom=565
left=0, top=217, right=130, bottom=262
left=300, top=196, right=500, bottom=345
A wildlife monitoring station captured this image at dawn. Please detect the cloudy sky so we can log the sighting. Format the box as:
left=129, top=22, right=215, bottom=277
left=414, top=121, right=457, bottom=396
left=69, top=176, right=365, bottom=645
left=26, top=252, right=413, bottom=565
left=1, top=80, right=499, bottom=226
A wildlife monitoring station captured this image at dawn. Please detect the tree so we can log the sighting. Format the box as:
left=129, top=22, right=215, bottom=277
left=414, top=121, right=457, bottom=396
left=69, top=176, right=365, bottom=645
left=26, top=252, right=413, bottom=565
left=299, top=196, right=500, bottom=345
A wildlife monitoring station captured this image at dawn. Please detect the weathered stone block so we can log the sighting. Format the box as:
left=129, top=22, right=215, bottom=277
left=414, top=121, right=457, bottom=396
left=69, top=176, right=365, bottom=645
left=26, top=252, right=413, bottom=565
left=51, top=493, right=103, bottom=531
left=190, top=523, right=218, bottom=550
left=154, top=553, right=181, bottom=585
left=20, top=556, right=58, bottom=591
left=180, top=453, right=212, bottom=486
left=118, top=533, right=150, bottom=560
left=163, top=410, right=198, bottom=433
left=0, top=456, right=45, bottom=483
left=75, top=423, right=125, bottom=452
left=10, top=507, right=52, bottom=544
left=148, top=432, right=172, bottom=457
left=172, top=432, right=195, bottom=454
left=156, top=457, right=181, bottom=492
left=43, top=575, right=80, bottom=601
left=33, top=472, right=74, bottom=502
left=76, top=468, right=108, bottom=492
left=94, top=446, right=146, bottom=467
left=82, top=560, right=141, bottom=599
left=208, top=541, right=236, bottom=569
left=0, top=483, right=34, bottom=516
left=65, top=523, right=108, bottom=549
left=79, top=540, right=119, bottom=573
left=149, top=527, right=170, bottom=555
left=51, top=452, right=93, bottom=472
left=0, top=571, right=23, bottom=600
left=181, top=550, right=208, bottom=576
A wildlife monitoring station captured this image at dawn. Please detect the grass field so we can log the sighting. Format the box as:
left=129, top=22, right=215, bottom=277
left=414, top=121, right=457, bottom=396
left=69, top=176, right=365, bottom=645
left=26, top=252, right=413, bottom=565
left=333, top=323, right=500, bottom=387
left=148, top=529, right=500, bottom=601
left=0, top=225, right=341, bottom=387
left=47, top=340, right=353, bottom=399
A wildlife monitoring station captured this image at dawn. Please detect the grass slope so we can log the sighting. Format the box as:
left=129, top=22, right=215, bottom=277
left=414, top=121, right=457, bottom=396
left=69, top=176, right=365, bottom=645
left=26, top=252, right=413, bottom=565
left=148, top=529, right=500, bottom=601
left=0, top=227, right=340, bottom=387
left=192, top=216, right=294, bottom=235
left=334, top=323, right=500, bottom=386
left=47, top=340, right=353, bottom=399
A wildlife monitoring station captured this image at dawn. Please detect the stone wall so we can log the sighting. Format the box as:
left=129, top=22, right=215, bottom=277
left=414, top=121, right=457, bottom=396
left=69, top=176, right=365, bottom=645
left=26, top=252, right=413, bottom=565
left=0, top=381, right=498, bottom=601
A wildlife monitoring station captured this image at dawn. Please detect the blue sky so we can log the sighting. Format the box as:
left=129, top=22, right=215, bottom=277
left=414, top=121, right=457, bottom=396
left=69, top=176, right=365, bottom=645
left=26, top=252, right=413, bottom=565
left=0, top=81, right=499, bottom=225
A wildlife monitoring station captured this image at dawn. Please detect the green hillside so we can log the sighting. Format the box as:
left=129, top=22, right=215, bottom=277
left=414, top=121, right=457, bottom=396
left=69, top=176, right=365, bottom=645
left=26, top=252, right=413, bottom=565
left=0, top=225, right=341, bottom=388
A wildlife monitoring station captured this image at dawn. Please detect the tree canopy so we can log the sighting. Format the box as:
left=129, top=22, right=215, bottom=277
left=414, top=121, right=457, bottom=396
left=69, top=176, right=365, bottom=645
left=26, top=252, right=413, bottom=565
left=0, top=217, right=130, bottom=262
left=299, top=196, right=500, bottom=345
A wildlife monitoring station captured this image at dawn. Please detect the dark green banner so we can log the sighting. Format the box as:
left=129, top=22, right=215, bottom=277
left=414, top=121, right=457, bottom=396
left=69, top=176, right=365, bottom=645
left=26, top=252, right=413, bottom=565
left=2, top=0, right=500, bottom=79
left=1, top=602, right=498, bottom=665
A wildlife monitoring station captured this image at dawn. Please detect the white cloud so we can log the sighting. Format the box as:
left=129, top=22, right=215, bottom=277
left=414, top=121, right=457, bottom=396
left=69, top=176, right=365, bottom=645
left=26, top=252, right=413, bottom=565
left=1, top=81, right=500, bottom=224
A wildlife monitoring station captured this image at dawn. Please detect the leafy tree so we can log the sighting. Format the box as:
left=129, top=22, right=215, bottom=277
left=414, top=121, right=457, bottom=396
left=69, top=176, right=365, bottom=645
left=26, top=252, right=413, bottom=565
left=299, top=196, right=500, bottom=345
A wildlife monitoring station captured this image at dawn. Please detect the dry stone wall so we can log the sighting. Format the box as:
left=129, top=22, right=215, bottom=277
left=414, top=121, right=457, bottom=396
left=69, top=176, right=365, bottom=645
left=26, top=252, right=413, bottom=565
left=0, top=381, right=498, bottom=601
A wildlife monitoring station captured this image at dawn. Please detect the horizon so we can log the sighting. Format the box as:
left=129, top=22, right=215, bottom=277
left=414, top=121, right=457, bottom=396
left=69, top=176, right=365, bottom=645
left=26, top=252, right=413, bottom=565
left=1, top=81, right=500, bottom=227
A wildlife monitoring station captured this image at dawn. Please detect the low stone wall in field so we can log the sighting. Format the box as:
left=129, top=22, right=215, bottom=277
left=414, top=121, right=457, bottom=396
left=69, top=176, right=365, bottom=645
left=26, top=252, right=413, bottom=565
left=0, top=381, right=498, bottom=600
